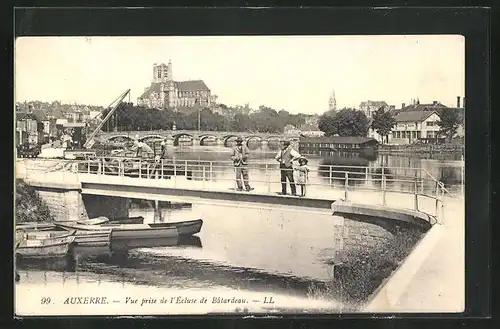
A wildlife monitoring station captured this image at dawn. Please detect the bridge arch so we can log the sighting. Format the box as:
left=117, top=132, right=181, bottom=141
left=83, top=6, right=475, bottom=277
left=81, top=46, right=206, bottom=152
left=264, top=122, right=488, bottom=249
left=267, top=135, right=283, bottom=142
left=107, top=135, right=135, bottom=143
left=266, top=136, right=282, bottom=150
left=199, top=134, right=217, bottom=146
left=173, top=133, right=194, bottom=146
left=139, top=135, right=165, bottom=142
left=246, top=135, right=263, bottom=149
left=222, top=135, right=239, bottom=147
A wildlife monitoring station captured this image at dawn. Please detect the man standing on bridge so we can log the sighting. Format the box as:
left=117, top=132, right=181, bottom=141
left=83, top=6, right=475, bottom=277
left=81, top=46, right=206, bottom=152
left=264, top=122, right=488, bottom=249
left=231, top=137, right=253, bottom=192
left=275, top=140, right=301, bottom=196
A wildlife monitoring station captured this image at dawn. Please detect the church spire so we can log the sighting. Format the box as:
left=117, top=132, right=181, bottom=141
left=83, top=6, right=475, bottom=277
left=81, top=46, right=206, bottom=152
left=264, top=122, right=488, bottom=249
left=329, top=90, right=337, bottom=111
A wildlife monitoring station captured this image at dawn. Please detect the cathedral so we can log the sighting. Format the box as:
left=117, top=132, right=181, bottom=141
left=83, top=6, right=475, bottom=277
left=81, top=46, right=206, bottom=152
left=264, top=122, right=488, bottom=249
left=137, top=61, right=218, bottom=110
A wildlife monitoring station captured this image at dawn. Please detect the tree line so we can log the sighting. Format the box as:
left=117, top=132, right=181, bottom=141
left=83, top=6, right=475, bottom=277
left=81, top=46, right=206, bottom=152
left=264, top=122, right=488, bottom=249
left=101, top=103, right=307, bottom=133
left=318, top=107, right=462, bottom=143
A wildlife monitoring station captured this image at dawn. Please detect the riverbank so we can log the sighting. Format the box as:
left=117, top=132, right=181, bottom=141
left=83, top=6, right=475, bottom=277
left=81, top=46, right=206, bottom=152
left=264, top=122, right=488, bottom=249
left=378, top=144, right=464, bottom=159
left=15, top=179, right=54, bottom=223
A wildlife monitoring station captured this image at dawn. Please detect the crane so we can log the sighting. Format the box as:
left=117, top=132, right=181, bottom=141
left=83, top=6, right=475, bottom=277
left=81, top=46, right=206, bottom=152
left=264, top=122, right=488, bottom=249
left=83, top=89, right=131, bottom=149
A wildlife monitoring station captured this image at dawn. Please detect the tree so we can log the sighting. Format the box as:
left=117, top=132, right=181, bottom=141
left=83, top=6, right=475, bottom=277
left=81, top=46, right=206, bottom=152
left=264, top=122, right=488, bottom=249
left=371, top=107, right=396, bottom=144
left=318, top=108, right=369, bottom=137
left=318, top=112, right=337, bottom=137
left=437, top=108, right=460, bottom=141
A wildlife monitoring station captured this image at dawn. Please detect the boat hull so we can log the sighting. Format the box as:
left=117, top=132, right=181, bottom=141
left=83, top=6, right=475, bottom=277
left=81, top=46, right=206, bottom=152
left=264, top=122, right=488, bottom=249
left=110, top=227, right=178, bottom=251
left=164, top=219, right=203, bottom=236
left=74, top=231, right=111, bottom=247
left=16, top=235, right=76, bottom=258
left=107, top=216, right=144, bottom=225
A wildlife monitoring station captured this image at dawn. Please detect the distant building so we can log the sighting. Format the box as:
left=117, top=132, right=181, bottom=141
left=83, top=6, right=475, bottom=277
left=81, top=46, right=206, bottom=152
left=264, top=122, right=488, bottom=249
left=391, top=110, right=442, bottom=144
left=137, top=61, right=216, bottom=111
left=303, top=114, right=320, bottom=128
left=284, top=124, right=301, bottom=135
left=16, top=110, right=44, bottom=146
left=359, top=100, right=390, bottom=119
left=299, top=136, right=379, bottom=153
left=300, top=130, right=325, bottom=138
left=299, top=121, right=324, bottom=137
left=388, top=98, right=465, bottom=144
left=328, top=90, right=337, bottom=112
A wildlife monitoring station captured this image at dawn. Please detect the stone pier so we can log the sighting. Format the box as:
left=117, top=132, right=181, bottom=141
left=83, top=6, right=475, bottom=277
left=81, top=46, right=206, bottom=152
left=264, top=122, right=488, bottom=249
left=24, top=181, right=129, bottom=221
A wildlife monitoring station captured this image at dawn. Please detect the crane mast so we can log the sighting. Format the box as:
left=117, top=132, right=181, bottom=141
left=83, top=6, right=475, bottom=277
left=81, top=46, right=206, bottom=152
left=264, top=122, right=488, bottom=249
left=83, top=89, right=130, bottom=149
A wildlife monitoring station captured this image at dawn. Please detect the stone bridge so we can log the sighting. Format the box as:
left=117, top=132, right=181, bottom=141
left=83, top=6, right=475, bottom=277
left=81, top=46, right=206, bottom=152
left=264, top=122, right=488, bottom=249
left=95, top=130, right=300, bottom=147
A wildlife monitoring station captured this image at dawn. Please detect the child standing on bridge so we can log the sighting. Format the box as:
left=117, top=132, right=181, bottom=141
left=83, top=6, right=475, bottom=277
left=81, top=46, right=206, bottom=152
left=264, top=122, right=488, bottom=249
left=297, top=157, right=310, bottom=197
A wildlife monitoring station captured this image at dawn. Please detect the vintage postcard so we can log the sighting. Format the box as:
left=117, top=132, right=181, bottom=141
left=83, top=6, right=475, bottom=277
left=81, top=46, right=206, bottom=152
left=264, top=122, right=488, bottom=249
left=14, top=35, right=465, bottom=316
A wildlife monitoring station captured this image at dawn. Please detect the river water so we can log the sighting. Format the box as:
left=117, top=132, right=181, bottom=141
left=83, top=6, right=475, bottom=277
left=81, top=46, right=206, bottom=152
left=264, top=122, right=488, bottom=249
left=15, top=146, right=463, bottom=314
left=165, top=145, right=464, bottom=196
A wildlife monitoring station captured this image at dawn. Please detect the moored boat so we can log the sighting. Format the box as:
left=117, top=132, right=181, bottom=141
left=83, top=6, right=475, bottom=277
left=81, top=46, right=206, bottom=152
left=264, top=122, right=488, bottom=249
left=161, top=219, right=203, bottom=236
left=53, top=219, right=202, bottom=251
left=55, top=219, right=202, bottom=235
left=17, top=216, right=145, bottom=230
left=16, top=230, right=76, bottom=258
left=109, top=225, right=179, bottom=251
left=105, top=216, right=144, bottom=225
left=16, top=222, right=57, bottom=231
left=73, top=230, right=111, bottom=247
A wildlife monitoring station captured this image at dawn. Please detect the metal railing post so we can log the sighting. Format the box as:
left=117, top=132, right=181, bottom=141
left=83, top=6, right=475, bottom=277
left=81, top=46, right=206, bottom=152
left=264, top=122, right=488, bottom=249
left=461, top=154, right=465, bottom=197
left=209, top=161, right=213, bottom=181
left=267, top=171, right=271, bottom=193
left=344, top=172, right=348, bottom=201
left=441, top=185, right=445, bottom=225
left=234, top=167, right=238, bottom=190
left=329, top=166, right=332, bottom=187
left=160, top=159, right=164, bottom=179
left=435, top=181, right=439, bottom=220
left=185, top=160, right=188, bottom=177
left=420, top=169, right=424, bottom=194
left=139, top=159, right=142, bottom=179
left=413, top=177, right=418, bottom=211
left=382, top=168, right=386, bottom=206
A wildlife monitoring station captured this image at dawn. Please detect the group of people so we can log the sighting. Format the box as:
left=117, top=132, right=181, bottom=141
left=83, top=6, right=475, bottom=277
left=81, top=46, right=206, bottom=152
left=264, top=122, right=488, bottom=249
left=128, top=135, right=310, bottom=196
left=231, top=137, right=310, bottom=196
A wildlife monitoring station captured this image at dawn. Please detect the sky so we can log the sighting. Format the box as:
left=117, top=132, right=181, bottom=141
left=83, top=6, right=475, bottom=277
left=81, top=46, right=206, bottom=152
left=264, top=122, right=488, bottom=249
left=14, top=35, right=465, bottom=114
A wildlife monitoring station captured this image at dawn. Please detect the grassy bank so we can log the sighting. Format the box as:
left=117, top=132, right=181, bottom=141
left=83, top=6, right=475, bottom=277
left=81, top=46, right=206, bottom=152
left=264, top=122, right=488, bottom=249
left=307, top=225, right=425, bottom=310
left=15, top=179, right=54, bottom=223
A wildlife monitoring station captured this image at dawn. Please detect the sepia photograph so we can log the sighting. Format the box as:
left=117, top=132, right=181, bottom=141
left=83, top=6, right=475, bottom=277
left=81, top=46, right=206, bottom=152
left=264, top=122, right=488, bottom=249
left=14, top=35, right=465, bottom=316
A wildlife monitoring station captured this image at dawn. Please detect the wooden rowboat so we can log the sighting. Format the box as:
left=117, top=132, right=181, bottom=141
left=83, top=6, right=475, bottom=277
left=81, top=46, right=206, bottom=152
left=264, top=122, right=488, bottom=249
left=72, top=230, right=111, bottom=247
left=16, top=222, right=57, bottom=231
left=16, top=216, right=145, bottom=231
left=55, top=222, right=179, bottom=238
left=160, top=219, right=203, bottom=236
left=105, top=216, right=144, bottom=225
left=16, top=230, right=76, bottom=258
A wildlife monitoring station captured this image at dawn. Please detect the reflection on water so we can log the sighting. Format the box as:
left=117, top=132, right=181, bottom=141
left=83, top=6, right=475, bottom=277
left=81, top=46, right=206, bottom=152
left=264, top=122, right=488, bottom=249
left=161, top=147, right=463, bottom=196
left=17, top=199, right=425, bottom=308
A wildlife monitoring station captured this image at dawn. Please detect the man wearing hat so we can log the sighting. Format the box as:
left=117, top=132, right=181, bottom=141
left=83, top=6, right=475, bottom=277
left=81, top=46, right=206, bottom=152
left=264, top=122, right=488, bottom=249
left=275, top=140, right=301, bottom=195
left=230, top=136, right=252, bottom=191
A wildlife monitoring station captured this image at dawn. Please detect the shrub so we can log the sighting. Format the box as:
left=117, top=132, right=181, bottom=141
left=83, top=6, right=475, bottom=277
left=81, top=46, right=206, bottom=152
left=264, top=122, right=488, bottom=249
left=15, top=179, right=54, bottom=223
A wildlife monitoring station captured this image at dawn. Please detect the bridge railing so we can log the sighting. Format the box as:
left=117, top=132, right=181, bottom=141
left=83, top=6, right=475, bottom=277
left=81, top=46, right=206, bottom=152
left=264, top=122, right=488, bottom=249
left=52, top=157, right=450, bottom=224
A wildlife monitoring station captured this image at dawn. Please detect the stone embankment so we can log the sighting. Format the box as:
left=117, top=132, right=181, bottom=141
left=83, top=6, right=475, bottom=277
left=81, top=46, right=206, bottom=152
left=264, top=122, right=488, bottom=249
left=378, top=144, right=464, bottom=159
